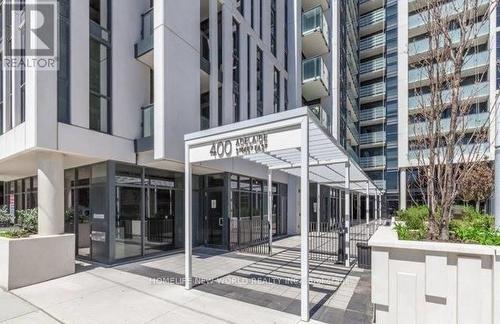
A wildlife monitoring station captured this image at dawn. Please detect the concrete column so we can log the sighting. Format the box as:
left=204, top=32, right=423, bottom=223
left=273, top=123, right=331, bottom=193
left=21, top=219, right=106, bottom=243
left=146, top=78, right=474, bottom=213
left=366, top=182, right=370, bottom=224
left=400, top=169, right=407, bottom=210
left=209, top=0, right=219, bottom=127
left=300, top=118, right=310, bottom=322
left=268, top=170, right=273, bottom=254
left=316, top=183, right=320, bottom=234
left=184, top=144, right=192, bottom=289
left=221, top=4, right=233, bottom=124
left=374, top=192, right=378, bottom=221
left=344, top=162, right=350, bottom=267
left=37, top=152, right=64, bottom=236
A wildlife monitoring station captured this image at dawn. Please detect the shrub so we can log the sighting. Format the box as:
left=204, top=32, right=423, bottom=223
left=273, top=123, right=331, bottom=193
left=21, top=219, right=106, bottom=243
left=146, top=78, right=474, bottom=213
left=16, top=208, right=38, bottom=234
left=0, top=228, right=30, bottom=239
left=395, top=206, right=429, bottom=241
left=0, top=205, right=12, bottom=226
left=450, top=206, right=500, bottom=246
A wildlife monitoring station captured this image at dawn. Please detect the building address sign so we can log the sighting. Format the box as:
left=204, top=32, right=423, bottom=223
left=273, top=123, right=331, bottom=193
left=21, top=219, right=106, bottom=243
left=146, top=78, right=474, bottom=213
left=209, top=133, right=269, bottom=158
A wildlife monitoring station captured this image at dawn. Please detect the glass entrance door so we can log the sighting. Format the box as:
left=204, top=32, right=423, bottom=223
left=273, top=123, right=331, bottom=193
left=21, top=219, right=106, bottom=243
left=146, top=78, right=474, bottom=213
left=145, top=188, right=175, bottom=254
left=205, top=191, right=223, bottom=246
left=75, top=187, right=91, bottom=258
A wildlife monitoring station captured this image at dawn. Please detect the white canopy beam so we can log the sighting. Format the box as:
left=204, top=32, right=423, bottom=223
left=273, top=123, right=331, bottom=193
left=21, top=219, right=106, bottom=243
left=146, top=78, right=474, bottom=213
left=185, top=144, right=192, bottom=290
left=268, top=170, right=273, bottom=254
left=300, top=118, right=310, bottom=322
left=344, top=162, right=350, bottom=267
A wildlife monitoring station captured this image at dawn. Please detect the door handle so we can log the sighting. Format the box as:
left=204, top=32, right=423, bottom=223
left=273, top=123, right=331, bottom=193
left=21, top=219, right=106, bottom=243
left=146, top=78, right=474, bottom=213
left=218, top=218, right=223, bottom=227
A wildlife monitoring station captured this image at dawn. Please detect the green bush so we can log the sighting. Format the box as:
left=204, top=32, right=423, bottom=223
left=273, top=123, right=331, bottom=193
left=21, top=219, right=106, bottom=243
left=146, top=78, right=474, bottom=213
left=0, top=228, right=30, bottom=239
left=16, top=208, right=38, bottom=234
left=0, top=205, right=12, bottom=226
left=450, top=206, right=500, bottom=245
left=395, top=206, right=429, bottom=241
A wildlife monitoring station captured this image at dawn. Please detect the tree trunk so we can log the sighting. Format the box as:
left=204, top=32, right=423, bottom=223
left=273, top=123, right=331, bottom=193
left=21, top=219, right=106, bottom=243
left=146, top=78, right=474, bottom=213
left=475, top=201, right=480, bottom=212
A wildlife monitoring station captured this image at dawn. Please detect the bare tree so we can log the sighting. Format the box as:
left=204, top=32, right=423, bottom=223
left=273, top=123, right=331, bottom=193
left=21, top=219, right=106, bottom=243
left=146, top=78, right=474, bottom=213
left=407, top=0, right=498, bottom=240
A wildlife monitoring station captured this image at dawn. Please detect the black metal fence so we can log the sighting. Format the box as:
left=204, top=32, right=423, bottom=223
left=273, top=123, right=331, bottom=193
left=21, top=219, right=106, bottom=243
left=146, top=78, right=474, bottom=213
left=349, top=219, right=389, bottom=261
left=308, top=221, right=343, bottom=263
left=230, top=217, right=270, bottom=255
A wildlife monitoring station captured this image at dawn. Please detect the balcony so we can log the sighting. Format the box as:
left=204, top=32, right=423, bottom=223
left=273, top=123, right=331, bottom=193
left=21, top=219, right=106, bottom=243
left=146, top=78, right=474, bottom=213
left=302, top=0, right=329, bottom=12
left=408, top=51, right=489, bottom=88
left=360, top=155, right=386, bottom=169
left=360, top=56, right=385, bottom=81
left=302, top=7, right=329, bottom=58
left=359, top=131, right=386, bottom=147
left=360, top=82, right=385, bottom=104
left=135, top=104, right=154, bottom=153
left=408, top=0, right=489, bottom=38
left=346, top=118, right=359, bottom=146
left=408, top=82, right=489, bottom=111
left=359, top=0, right=384, bottom=16
left=408, top=22, right=489, bottom=59
left=360, top=33, right=385, bottom=59
left=347, top=145, right=359, bottom=163
left=408, top=142, right=490, bottom=162
left=309, top=105, right=331, bottom=133
left=135, top=7, right=154, bottom=67
left=360, top=106, right=386, bottom=125
left=408, top=112, right=489, bottom=138
left=359, top=8, right=385, bottom=37
left=373, top=179, right=386, bottom=191
left=302, top=56, right=329, bottom=101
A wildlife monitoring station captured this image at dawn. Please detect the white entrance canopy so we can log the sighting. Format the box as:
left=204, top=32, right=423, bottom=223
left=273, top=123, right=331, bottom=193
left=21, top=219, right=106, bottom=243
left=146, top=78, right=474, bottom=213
left=183, top=107, right=381, bottom=321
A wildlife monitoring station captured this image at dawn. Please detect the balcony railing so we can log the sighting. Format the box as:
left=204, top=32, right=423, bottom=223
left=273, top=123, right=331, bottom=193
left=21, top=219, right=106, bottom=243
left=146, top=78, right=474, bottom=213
left=360, top=106, right=386, bottom=121
left=408, top=51, right=489, bottom=84
left=302, top=56, right=329, bottom=100
left=360, top=155, right=386, bottom=168
left=135, top=7, right=154, bottom=57
left=373, top=180, right=386, bottom=190
left=408, top=21, right=489, bottom=57
left=408, top=82, right=489, bottom=110
left=360, top=82, right=385, bottom=98
left=359, top=131, right=386, bottom=145
left=302, top=6, right=329, bottom=43
left=408, top=112, right=489, bottom=137
left=309, top=105, right=331, bottom=133
left=346, top=118, right=359, bottom=141
left=360, top=33, right=385, bottom=51
left=408, top=142, right=490, bottom=161
left=347, top=145, right=359, bottom=163
left=359, top=8, right=385, bottom=28
left=141, top=104, right=154, bottom=138
left=360, top=57, right=385, bottom=74
left=408, top=0, right=489, bottom=31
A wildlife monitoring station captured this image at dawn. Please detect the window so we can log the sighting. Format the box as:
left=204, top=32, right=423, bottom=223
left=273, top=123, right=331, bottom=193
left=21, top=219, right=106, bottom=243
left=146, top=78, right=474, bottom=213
left=256, top=47, right=263, bottom=117
left=251, top=0, right=254, bottom=29
left=237, top=0, right=244, bottom=15
left=273, top=68, right=280, bottom=113
left=58, top=0, right=71, bottom=123
left=259, top=0, right=263, bottom=39
left=89, top=0, right=111, bottom=133
left=284, top=0, right=288, bottom=70
left=233, top=20, right=240, bottom=122
left=270, top=0, right=276, bottom=56
left=284, top=78, right=288, bottom=111
left=247, top=35, right=251, bottom=119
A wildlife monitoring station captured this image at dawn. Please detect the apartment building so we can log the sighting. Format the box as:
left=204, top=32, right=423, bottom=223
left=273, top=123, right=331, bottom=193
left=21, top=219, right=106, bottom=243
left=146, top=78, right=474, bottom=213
left=0, top=0, right=498, bottom=265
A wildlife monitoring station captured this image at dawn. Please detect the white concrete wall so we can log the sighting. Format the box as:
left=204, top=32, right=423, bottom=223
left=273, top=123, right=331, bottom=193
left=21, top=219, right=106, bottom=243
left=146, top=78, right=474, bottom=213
left=0, top=234, right=75, bottom=290
left=370, top=227, right=500, bottom=324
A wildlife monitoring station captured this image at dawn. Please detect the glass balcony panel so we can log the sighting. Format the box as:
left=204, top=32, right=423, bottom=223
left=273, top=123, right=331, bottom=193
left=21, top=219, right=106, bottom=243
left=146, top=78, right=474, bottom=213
left=360, top=106, right=386, bottom=121
left=360, top=57, right=385, bottom=74
left=359, top=131, right=386, bottom=145
left=142, top=104, right=154, bottom=138
left=408, top=82, right=489, bottom=110
left=360, top=82, right=385, bottom=98
left=360, top=33, right=385, bottom=51
left=359, top=8, right=385, bottom=28
left=360, top=155, right=386, bottom=168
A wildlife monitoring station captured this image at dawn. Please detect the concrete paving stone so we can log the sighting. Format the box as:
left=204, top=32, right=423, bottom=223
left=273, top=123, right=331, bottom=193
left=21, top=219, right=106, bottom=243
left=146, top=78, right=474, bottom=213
left=1, top=310, right=60, bottom=324
left=0, top=291, right=38, bottom=322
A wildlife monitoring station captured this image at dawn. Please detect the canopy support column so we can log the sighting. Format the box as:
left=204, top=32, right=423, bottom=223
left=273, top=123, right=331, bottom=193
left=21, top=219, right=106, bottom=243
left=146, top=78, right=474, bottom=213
left=378, top=193, right=382, bottom=219
left=316, top=183, right=321, bottom=234
left=357, top=193, right=361, bottom=223
left=366, top=182, right=370, bottom=224
left=344, top=162, right=350, bottom=267
left=184, top=144, right=192, bottom=290
left=300, top=118, right=310, bottom=322
left=374, top=191, right=378, bottom=222
left=268, top=170, right=273, bottom=255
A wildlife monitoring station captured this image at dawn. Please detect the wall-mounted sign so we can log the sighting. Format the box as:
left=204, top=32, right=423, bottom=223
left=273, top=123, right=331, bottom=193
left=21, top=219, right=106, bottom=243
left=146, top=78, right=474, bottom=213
left=93, top=213, right=105, bottom=220
left=91, top=231, right=106, bottom=242
left=189, top=128, right=302, bottom=163
left=9, top=195, right=15, bottom=216
left=209, top=133, right=269, bottom=159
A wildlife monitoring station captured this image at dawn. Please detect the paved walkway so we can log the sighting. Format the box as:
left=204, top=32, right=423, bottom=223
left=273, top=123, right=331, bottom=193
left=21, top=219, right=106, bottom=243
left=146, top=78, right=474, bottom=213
left=0, top=236, right=372, bottom=324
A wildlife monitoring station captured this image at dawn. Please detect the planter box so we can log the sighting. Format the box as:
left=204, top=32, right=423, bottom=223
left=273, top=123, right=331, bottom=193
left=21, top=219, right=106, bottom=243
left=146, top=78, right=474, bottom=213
left=369, top=227, right=500, bottom=324
left=0, top=234, right=75, bottom=290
